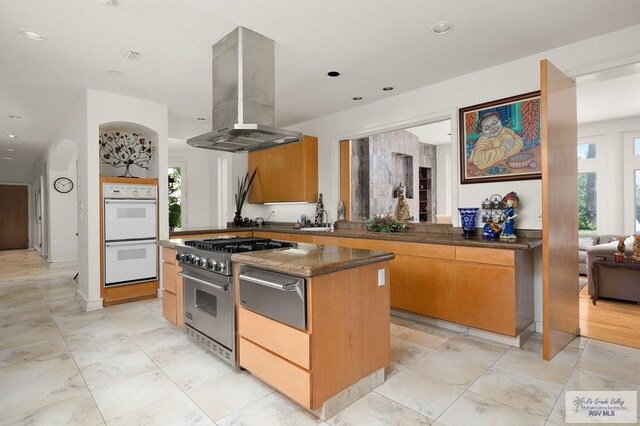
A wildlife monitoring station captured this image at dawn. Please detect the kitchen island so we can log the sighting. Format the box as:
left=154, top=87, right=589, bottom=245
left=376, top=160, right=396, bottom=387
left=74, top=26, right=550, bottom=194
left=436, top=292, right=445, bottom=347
left=231, top=243, right=393, bottom=418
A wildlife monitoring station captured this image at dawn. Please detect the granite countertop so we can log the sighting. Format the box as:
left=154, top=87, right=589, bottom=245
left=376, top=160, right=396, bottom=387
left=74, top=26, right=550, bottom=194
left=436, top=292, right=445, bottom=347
left=231, top=243, right=395, bottom=278
left=166, top=226, right=542, bottom=250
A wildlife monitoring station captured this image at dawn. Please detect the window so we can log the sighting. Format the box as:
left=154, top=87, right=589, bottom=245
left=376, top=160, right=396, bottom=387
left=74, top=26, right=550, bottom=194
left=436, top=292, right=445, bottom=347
left=578, top=172, right=597, bottom=231
left=635, top=138, right=640, bottom=156
left=577, top=143, right=596, bottom=159
left=168, top=167, right=182, bottom=229
left=636, top=170, right=640, bottom=232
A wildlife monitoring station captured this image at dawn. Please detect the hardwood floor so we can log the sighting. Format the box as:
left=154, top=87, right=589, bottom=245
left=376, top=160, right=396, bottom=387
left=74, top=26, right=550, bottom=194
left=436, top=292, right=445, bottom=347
left=580, top=283, right=640, bottom=349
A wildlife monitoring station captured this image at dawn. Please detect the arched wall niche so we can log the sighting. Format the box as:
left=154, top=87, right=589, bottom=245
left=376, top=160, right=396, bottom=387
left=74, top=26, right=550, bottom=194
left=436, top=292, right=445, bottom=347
left=99, top=121, right=159, bottom=178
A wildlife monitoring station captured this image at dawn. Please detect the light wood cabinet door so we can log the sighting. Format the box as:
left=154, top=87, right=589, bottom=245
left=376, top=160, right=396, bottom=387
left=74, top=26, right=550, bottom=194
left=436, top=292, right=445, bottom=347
left=162, top=290, right=177, bottom=324
left=248, top=135, right=318, bottom=203
left=389, top=254, right=411, bottom=311
left=408, top=257, right=455, bottom=321
left=454, top=263, right=516, bottom=335
left=252, top=231, right=291, bottom=240
left=162, top=262, right=177, bottom=294
left=289, top=234, right=314, bottom=244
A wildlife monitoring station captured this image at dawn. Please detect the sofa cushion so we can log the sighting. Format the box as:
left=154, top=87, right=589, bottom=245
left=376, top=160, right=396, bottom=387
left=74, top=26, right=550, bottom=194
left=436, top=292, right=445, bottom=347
left=578, top=250, right=587, bottom=263
left=578, top=237, right=596, bottom=251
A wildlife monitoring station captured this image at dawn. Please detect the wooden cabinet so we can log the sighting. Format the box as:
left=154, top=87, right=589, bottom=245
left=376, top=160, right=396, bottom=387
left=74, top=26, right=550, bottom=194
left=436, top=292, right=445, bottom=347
left=161, top=247, right=183, bottom=328
left=252, top=231, right=291, bottom=240
left=418, top=167, right=432, bottom=222
left=237, top=261, right=389, bottom=410
left=409, top=257, right=456, bottom=321
left=248, top=135, right=318, bottom=203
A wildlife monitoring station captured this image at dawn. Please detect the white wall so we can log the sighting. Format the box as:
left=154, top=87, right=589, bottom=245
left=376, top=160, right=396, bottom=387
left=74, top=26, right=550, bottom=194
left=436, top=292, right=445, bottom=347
left=436, top=144, right=452, bottom=215
left=69, top=90, right=168, bottom=310
left=577, top=116, right=640, bottom=235
left=168, top=139, right=231, bottom=229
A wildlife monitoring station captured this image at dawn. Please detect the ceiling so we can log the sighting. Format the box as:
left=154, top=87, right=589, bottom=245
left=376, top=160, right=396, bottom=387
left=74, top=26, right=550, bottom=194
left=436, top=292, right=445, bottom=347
left=1, top=0, right=640, bottom=164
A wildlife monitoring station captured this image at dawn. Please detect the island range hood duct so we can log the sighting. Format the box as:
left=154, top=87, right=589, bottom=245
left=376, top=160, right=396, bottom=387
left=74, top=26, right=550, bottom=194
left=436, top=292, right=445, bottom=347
left=187, top=27, right=301, bottom=152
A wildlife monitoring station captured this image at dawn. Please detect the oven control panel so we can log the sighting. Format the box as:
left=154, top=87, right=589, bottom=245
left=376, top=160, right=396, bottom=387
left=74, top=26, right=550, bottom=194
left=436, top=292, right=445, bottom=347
left=103, top=183, right=157, bottom=199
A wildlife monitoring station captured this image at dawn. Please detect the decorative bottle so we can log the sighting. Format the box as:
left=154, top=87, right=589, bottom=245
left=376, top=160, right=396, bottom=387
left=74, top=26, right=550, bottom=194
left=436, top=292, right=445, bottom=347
left=315, top=193, right=324, bottom=226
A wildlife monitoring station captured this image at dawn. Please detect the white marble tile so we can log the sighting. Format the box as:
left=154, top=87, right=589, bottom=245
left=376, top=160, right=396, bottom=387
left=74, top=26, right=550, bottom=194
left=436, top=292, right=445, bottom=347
left=327, top=392, right=433, bottom=426
left=109, top=311, right=170, bottom=335
left=0, top=369, right=87, bottom=420
left=54, top=310, right=112, bottom=336
left=138, top=298, right=163, bottom=316
left=70, top=334, right=139, bottom=367
left=142, top=336, right=207, bottom=368
left=393, top=323, right=458, bottom=349
left=128, top=325, right=186, bottom=352
left=583, top=338, right=640, bottom=362
left=0, top=301, right=50, bottom=325
left=0, top=352, right=79, bottom=388
left=186, top=370, right=273, bottom=420
left=162, top=351, right=234, bottom=390
left=102, top=301, right=151, bottom=318
left=0, top=311, right=53, bottom=332
left=106, top=392, right=212, bottom=426
left=468, top=368, right=562, bottom=418
left=46, top=296, right=85, bottom=316
left=437, top=391, right=545, bottom=426
left=575, top=345, right=640, bottom=385
left=0, top=337, right=68, bottom=368
left=387, top=336, right=431, bottom=379
left=547, top=368, right=640, bottom=425
left=520, top=333, right=582, bottom=366
left=0, top=391, right=104, bottom=426
left=410, top=348, right=489, bottom=387
left=38, top=284, right=76, bottom=301
left=91, top=370, right=181, bottom=421
left=63, top=321, right=125, bottom=351
left=437, top=335, right=509, bottom=366
left=217, top=392, right=322, bottom=426
left=375, top=368, right=465, bottom=419
left=493, top=347, right=574, bottom=386
left=79, top=350, right=158, bottom=390
left=390, top=315, right=416, bottom=327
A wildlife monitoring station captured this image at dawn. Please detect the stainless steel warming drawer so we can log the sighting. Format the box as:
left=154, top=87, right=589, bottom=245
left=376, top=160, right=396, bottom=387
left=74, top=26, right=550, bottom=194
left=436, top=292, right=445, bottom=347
left=238, top=265, right=307, bottom=330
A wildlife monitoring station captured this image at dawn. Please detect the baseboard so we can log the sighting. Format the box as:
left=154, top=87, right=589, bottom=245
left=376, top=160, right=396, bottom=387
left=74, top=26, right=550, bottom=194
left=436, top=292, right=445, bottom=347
left=47, top=259, right=78, bottom=269
left=535, top=319, right=543, bottom=333
left=75, top=290, right=103, bottom=311
left=157, top=288, right=163, bottom=298
left=391, top=308, right=535, bottom=347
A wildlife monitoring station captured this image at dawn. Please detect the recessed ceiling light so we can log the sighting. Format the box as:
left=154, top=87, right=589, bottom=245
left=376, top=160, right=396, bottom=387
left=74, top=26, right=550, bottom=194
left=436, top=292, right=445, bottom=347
left=4, top=157, right=13, bottom=160
left=106, top=70, right=126, bottom=77
left=327, top=71, right=340, bottom=77
left=196, top=117, right=206, bottom=121
left=19, top=28, right=45, bottom=41
left=352, top=96, right=363, bottom=101
left=8, top=115, right=22, bottom=120
left=382, top=87, right=394, bottom=91
left=5, top=148, right=15, bottom=152
left=98, top=0, right=116, bottom=6
left=7, top=134, right=17, bottom=138
left=432, top=21, right=453, bottom=35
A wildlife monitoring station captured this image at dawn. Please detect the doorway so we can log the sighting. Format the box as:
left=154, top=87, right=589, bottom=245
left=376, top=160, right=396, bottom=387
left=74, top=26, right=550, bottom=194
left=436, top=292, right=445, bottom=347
left=575, top=62, right=640, bottom=349
left=340, top=119, right=452, bottom=223
left=0, top=184, right=29, bottom=250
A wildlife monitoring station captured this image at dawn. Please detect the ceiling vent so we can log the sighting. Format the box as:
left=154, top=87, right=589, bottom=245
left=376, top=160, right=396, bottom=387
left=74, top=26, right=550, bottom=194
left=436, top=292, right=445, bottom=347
left=123, top=49, right=143, bottom=61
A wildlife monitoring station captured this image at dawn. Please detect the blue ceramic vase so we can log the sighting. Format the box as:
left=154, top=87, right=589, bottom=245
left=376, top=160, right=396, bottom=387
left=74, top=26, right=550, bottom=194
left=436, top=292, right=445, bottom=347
left=458, top=207, right=479, bottom=236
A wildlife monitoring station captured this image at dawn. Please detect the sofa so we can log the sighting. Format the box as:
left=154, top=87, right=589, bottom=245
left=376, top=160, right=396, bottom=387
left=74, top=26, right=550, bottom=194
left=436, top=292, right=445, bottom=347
left=585, top=234, right=638, bottom=303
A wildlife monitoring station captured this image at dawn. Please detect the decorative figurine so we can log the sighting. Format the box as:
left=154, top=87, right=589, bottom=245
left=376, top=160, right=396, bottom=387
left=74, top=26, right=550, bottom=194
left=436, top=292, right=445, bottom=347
left=482, top=222, right=501, bottom=239
left=394, top=184, right=411, bottom=221
left=616, top=237, right=626, bottom=259
left=314, top=193, right=325, bottom=226
left=499, top=192, right=519, bottom=240
left=337, top=200, right=346, bottom=221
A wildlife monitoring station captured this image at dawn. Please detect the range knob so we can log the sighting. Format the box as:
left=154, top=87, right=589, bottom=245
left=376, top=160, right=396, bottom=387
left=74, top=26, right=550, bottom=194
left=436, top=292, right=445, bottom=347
left=218, top=262, right=227, bottom=273
left=198, top=258, right=207, bottom=267
left=206, top=260, right=217, bottom=270
left=176, top=253, right=184, bottom=262
left=183, top=254, right=192, bottom=262
left=190, top=255, right=199, bottom=265
left=133, top=190, right=139, bottom=196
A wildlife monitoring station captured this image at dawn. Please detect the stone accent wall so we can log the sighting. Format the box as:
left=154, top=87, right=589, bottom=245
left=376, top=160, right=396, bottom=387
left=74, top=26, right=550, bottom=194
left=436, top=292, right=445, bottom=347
left=350, top=138, right=370, bottom=220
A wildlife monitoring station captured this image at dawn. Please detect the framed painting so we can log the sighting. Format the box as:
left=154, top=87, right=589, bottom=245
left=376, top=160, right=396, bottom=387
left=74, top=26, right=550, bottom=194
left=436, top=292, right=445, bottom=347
left=459, top=91, right=541, bottom=184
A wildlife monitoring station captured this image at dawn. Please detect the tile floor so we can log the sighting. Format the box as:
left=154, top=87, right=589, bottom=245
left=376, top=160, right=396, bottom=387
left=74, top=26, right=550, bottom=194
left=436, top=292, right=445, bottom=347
left=1, top=250, right=639, bottom=425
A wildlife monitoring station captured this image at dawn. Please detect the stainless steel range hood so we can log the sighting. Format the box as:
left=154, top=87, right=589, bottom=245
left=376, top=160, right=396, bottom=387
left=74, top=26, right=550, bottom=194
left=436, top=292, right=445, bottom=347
left=187, top=27, right=301, bottom=152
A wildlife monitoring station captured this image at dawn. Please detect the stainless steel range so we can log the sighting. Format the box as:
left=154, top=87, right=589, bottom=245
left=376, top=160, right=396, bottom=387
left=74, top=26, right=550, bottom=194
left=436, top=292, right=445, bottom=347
left=175, top=236, right=295, bottom=366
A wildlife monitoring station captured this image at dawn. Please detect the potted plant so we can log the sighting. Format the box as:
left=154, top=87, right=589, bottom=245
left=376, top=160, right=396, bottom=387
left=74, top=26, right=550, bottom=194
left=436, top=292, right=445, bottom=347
left=234, top=169, right=257, bottom=226
left=363, top=213, right=407, bottom=233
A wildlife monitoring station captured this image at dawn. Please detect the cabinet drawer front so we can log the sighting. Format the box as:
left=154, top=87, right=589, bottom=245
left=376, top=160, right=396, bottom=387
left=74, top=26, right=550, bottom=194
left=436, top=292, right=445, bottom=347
left=162, top=248, right=176, bottom=265
left=289, top=234, right=314, bottom=244
left=239, top=307, right=310, bottom=369
left=239, top=337, right=311, bottom=408
left=162, top=262, right=177, bottom=294
left=455, top=247, right=514, bottom=266
left=409, top=243, right=455, bottom=260
left=162, top=290, right=177, bottom=324
left=312, top=235, right=340, bottom=246
left=338, top=237, right=410, bottom=255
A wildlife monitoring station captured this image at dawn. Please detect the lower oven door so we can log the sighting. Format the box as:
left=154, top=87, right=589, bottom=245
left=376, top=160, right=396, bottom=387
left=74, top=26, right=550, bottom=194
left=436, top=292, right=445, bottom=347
left=238, top=265, right=306, bottom=330
left=104, top=239, right=157, bottom=286
left=180, top=265, right=234, bottom=351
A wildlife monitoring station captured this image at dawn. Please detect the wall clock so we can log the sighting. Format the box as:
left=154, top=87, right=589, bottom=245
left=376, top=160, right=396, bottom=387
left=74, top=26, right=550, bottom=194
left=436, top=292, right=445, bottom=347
left=54, top=177, right=74, bottom=193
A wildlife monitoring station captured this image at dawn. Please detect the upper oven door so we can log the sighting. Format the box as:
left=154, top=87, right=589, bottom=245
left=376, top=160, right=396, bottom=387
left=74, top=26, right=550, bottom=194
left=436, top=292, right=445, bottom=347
left=104, top=199, right=157, bottom=241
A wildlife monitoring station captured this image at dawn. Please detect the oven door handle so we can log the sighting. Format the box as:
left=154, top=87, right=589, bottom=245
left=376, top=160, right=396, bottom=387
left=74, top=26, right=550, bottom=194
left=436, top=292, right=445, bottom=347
left=239, top=273, right=299, bottom=292
left=105, top=199, right=157, bottom=204
left=178, top=272, right=228, bottom=292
